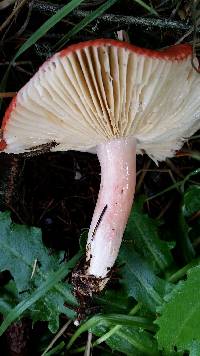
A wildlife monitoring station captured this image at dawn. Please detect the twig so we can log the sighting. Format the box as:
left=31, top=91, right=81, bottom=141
left=84, top=332, right=93, bottom=356
left=0, top=0, right=28, bottom=32
left=175, top=27, right=194, bottom=44
left=0, top=60, right=32, bottom=66
left=6, top=0, right=34, bottom=41
left=32, top=0, right=197, bottom=33
left=0, top=91, right=16, bottom=97
left=0, top=0, right=15, bottom=10
left=41, top=320, right=72, bottom=356
left=30, top=259, right=38, bottom=279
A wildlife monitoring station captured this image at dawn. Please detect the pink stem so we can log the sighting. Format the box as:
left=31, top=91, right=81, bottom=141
left=85, top=137, right=136, bottom=289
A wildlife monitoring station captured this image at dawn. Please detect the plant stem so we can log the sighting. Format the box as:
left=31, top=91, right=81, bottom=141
left=168, top=258, right=200, bottom=283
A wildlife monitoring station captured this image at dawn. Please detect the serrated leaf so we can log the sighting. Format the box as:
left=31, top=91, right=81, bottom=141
left=119, top=246, right=171, bottom=312
left=183, top=185, right=200, bottom=217
left=0, top=211, right=63, bottom=291
left=156, top=265, right=200, bottom=354
left=125, top=198, right=172, bottom=272
left=0, top=254, right=80, bottom=336
left=30, top=283, right=75, bottom=333
left=0, top=211, right=80, bottom=333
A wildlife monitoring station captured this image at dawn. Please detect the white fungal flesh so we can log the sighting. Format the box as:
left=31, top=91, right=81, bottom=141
left=3, top=44, right=200, bottom=162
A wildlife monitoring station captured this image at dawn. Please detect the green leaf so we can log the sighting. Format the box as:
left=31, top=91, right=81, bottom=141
left=92, top=323, right=159, bottom=355
left=163, top=195, right=195, bottom=264
left=119, top=246, right=171, bottom=312
left=0, top=211, right=65, bottom=291
left=113, top=328, right=158, bottom=356
left=95, top=288, right=130, bottom=314
left=0, top=253, right=80, bottom=336
left=30, top=283, right=75, bottom=333
left=183, top=185, right=200, bottom=217
left=125, top=198, right=172, bottom=272
left=0, top=211, right=80, bottom=334
left=177, top=206, right=195, bottom=263
left=156, top=265, right=200, bottom=354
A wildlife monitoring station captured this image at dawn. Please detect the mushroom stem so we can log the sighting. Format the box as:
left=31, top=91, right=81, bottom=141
left=85, top=137, right=136, bottom=290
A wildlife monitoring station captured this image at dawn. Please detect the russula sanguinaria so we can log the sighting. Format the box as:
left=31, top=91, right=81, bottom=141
left=1, top=39, right=200, bottom=294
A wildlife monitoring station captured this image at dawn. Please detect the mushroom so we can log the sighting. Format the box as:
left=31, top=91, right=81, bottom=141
left=1, top=39, right=200, bottom=294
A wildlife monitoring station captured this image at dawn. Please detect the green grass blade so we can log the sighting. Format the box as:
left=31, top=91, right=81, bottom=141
left=168, top=258, right=200, bottom=283
left=181, top=168, right=200, bottom=191
left=54, top=0, right=119, bottom=50
left=0, top=252, right=81, bottom=336
left=93, top=303, right=141, bottom=346
left=67, top=314, right=155, bottom=349
left=13, top=0, right=84, bottom=62
left=103, top=314, right=155, bottom=329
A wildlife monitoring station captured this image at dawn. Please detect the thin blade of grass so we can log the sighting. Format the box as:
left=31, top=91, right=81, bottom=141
left=93, top=303, right=141, bottom=346
left=146, top=168, right=200, bottom=201
left=54, top=0, right=119, bottom=50
left=67, top=314, right=155, bottom=349
left=0, top=252, right=81, bottom=336
left=13, top=0, right=85, bottom=62
left=168, top=258, right=200, bottom=283
left=181, top=168, right=200, bottom=191
left=42, top=321, right=71, bottom=356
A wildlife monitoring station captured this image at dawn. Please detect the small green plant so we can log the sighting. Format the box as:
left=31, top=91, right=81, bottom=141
left=0, top=181, right=200, bottom=355
left=0, top=212, right=80, bottom=334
